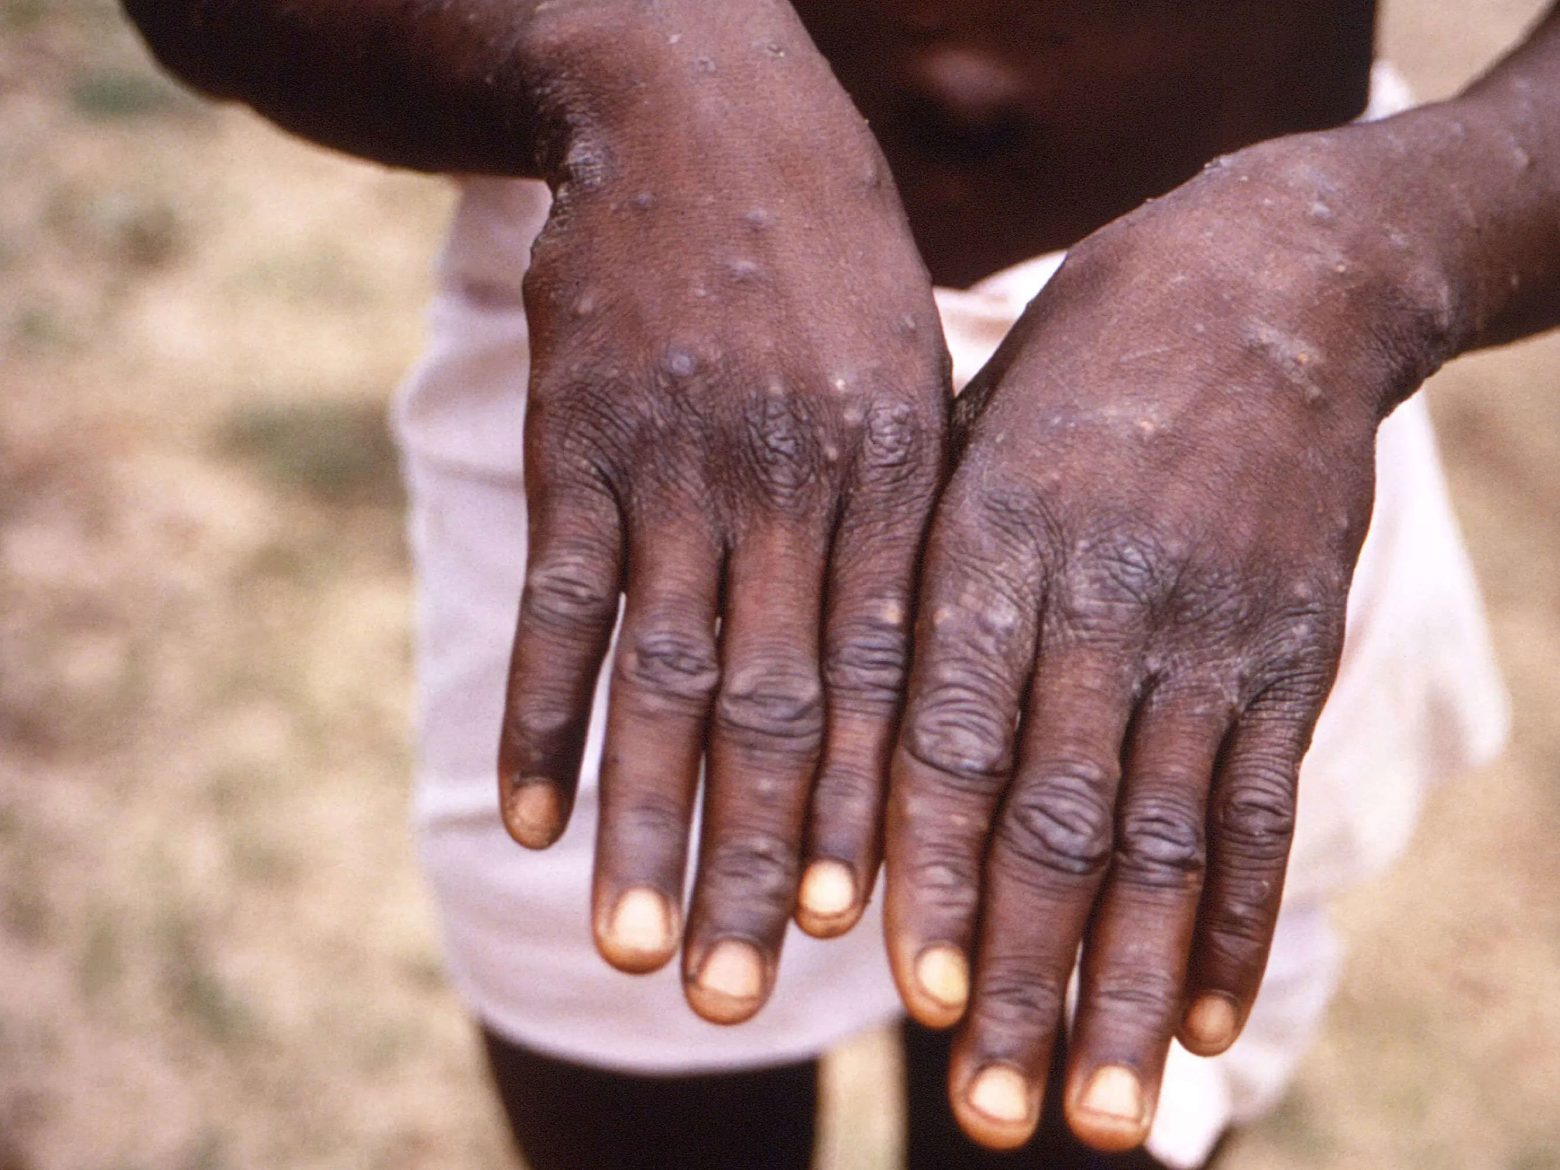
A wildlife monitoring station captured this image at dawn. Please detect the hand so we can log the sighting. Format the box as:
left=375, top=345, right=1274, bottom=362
left=498, top=21, right=949, bottom=1024
left=883, top=134, right=1453, bottom=1148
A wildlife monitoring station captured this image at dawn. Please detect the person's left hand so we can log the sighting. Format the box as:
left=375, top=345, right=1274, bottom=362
left=882, top=130, right=1456, bottom=1151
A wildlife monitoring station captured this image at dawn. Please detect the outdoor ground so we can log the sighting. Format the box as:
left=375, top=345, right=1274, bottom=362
left=2, top=2, right=1558, bottom=1167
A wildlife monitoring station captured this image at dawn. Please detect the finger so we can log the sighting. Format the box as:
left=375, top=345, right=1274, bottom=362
left=1063, top=688, right=1233, bottom=1152
left=799, top=401, right=941, bottom=938
left=949, top=647, right=1137, bottom=1150
left=1178, top=687, right=1311, bottom=1057
left=885, top=514, right=1043, bottom=1031
left=683, top=523, right=827, bottom=1025
left=590, top=518, right=722, bottom=975
left=498, top=474, right=622, bottom=850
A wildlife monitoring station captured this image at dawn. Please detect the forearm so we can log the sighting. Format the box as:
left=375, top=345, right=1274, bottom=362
left=121, top=0, right=848, bottom=179
left=1350, top=6, right=1560, bottom=362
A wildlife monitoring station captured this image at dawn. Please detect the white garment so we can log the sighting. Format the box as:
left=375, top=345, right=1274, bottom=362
left=394, top=64, right=1506, bottom=1168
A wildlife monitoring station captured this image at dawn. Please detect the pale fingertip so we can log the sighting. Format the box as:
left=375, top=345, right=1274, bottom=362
left=1181, top=992, right=1241, bottom=1056
left=687, top=939, right=767, bottom=1025
left=1070, top=1064, right=1151, bottom=1152
left=958, top=1065, right=1037, bottom=1150
left=796, top=860, right=860, bottom=937
left=911, top=945, right=969, bottom=1026
left=598, top=887, right=678, bottom=974
left=502, top=779, right=563, bottom=850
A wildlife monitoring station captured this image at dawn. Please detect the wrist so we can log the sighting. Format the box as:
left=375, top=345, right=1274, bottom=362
left=1188, top=125, right=1473, bottom=421
left=1291, top=91, right=1560, bottom=372
left=521, top=1, right=874, bottom=189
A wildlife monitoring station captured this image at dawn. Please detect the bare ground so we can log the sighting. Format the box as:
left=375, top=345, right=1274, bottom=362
left=2, top=2, right=1558, bottom=1168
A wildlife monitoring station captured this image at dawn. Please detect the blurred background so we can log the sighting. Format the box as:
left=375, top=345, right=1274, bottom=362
left=2, top=1, right=1559, bottom=1167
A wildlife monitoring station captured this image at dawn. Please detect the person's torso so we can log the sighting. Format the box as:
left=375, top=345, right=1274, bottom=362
left=791, top=0, right=1377, bottom=285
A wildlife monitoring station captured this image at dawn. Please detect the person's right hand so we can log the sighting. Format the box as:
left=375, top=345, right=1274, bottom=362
left=497, top=9, right=949, bottom=1025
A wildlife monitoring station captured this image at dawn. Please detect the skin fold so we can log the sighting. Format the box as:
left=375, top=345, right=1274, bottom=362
left=123, top=0, right=1560, bottom=1153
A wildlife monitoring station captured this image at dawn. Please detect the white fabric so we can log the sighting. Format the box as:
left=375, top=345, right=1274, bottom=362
left=394, top=61, right=1506, bottom=1167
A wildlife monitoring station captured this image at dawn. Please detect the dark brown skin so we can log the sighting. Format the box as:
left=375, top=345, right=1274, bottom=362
left=123, top=0, right=1560, bottom=1153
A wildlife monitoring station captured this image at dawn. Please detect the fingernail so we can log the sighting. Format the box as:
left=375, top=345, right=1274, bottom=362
left=604, top=888, right=675, bottom=968
left=1183, top=993, right=1240, bottom=1053
left=691, top=940, right=766, bottom=1022
left=966, top=1065, right=1031, bottom=1125
left=798, top=860, right=857, bottom=921
left=1077, top=1065, right=1147, bottom=1127
left=504, top=780, right=561, bottom=848
left=914, top=945, right=969, bottom=1012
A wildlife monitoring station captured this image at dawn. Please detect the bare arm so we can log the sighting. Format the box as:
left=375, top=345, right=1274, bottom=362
left=1384, top=3, right=1560, bottom=356
left=120, top=0, right=857, bottom=178
left=124, top=0, right=574, bottom=175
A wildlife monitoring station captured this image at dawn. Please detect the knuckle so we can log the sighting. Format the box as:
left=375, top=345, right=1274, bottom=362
left=997, top=765, right=1118, bottom=881
left=970, top=476, right=1055, bottom=553
left=859, top=400, right=934, bottom=485
left=1214, top=768, right=1296, bottom=863
left=616, top=625, right=720, bottom=708
left=811, top=764, right=878, bottom=823
left=742, top=392, right=823, bottom=508
left=523, top=552, right=618, bottom=635
left=1166, top=563, right=1254, bottom=636
left=826, top=608, right=909, bottom=709
left=607, top=789, right=689, bottom=852
left=1200, top=891, right=1274, bottom=958
left=903, top=680, right=1014, bottom=788
left=1088, top=966, right=1182, bottom=1022
left=1115, top=796, right=1207, bottom=887
left=503, top=688, right=576, bottom=750
left=529, top=379, right=639, bottom=469
left=973, top=968, right=1067, bottom=1042
left=906, top=853, right=982, bottom=919
left=701, top=828, right=798, bottom=914
left=716, top=666, right=825, bottom=750
left=1251, top=604, right=1344, bottom=687
left=1066, top=525, right=1171, bottom=611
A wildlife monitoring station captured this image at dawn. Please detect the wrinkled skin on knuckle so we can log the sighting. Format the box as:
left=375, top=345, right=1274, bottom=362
left=1213, top=768, right=1298, bottom=865
left=904, top=677, right=1015, bottom=787
left=858, top=397, right=940, bottom=492
left=735, top=389, right=828, bottom=513
left=1244, top=606, right=1346, bottom=706
left=700, top=827, right=799, bottom=917
left=971, top=970, right=1068, bottom=1047
left=996, top=768, right=1118, bottom=883
left=1086, top=966, right=1183, bottom=1025
left=523, top=550, right=619, bottom=637
left=1160, top=560, right=1265, bottom=647
left=810, top=765, right=877, bottom=823
left=1199, top=893, right=1276, bottom=962
left=1079, top=525, right=1174, bottom=607
left=826, top=609, right=909, bottom=710
left=903, top=849, right=983, bottom=920
left=616, top=625, right=720, bottom=710
left=960, top=477, right=1059, bottom=566
left=607, top=789, right=690, bottom=855
left=501, top=690, right=578, bottom=761
left=528, top=371, right=642, bottom=478
left=1114, top=796, right=1207, bottom=888
left=715, top=666, right=825, bottom=752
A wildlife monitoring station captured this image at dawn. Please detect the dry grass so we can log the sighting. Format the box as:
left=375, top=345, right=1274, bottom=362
left=2, top=2, right=1559, bottom=1168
